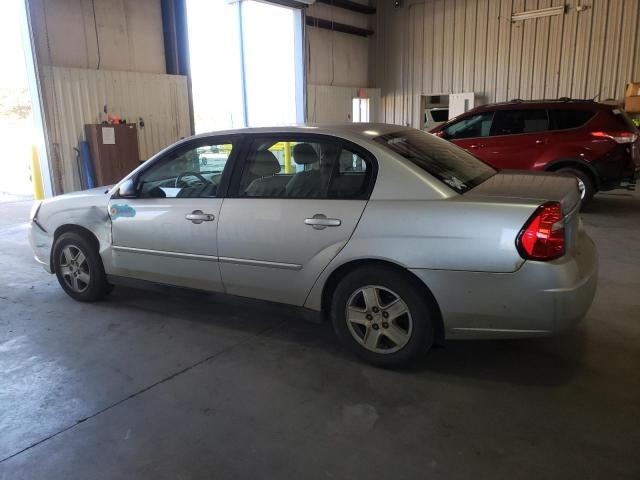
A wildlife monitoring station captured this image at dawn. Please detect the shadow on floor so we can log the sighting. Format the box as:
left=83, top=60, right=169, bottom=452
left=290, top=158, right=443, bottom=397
left=104, top=284, right=588, bottom=389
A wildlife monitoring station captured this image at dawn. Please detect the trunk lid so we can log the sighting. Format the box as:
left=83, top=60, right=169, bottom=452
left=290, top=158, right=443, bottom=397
left=465, top=170, right=581, bottom=215
left=465, top=170, right=582, bottom=256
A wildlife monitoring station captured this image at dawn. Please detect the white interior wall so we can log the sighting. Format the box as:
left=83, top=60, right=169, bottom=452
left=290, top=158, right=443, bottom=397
left=27, top=0, right=182, bottom=194
left=304, top=1, right=374, bottom=123
left=41, top=66, right=190, bottom=193
left=307, top=84, right=380, bottom=123
left=373, top=0, right=640, bottom=128
left=28, top=0, right=166, bottom=73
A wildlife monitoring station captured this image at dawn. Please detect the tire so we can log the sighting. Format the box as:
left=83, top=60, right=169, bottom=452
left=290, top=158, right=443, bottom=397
left=330, top=265, right=436, bottom=368
left=555, top=167, right=595, bottom=208
left=52, top=231, right=112, bottom=302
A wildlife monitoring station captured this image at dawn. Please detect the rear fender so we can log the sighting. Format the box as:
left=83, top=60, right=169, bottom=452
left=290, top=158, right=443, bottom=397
left=543, top=158, right=600, bottom=189
left=304, top=198, right=537, bottom=310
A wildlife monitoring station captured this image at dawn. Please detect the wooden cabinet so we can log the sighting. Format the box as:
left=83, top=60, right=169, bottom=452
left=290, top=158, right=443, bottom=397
left=84, top=123, right=140, bottom=186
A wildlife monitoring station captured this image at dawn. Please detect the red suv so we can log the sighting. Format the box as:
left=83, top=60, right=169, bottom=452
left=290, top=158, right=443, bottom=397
left=431, top=99, right=640, bottom=205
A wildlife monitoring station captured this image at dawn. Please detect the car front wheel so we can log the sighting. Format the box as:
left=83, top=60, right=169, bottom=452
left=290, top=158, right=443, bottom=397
left=53, top=232, right=112, bottom=302
left=331, top=266, right=436, bottom=368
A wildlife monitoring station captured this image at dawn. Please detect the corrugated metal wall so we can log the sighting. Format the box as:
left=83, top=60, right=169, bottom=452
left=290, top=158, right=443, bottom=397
left=374, top=0, right=640, bottom=127
left=307, top=85, right=381, bottom=123
left=40, top=66, right=190, bottom=193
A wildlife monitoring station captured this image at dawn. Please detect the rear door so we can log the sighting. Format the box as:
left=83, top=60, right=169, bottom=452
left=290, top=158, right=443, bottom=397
left=217, top=134, right=375, bottom=306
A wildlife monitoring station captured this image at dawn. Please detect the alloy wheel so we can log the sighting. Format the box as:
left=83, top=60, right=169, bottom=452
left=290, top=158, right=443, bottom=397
left=59, top=245, right=91, bottom=293
left=577, top=177, right=586, bottom=200
left=345, top=285, right=413, bottom=354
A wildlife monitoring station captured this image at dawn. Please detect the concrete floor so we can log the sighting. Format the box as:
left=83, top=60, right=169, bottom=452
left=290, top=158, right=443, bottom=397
left=0, top=193, right=638, bottom=480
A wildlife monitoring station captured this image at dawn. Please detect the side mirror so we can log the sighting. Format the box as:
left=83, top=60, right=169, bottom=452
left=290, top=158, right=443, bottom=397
left=117, top=179, right=138, bottom=198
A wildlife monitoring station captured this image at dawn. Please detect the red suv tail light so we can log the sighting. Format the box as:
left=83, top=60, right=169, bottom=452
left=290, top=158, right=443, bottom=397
left=516, top=202, right=565, bottom=261
left=590, top=131, right=638, bottom=144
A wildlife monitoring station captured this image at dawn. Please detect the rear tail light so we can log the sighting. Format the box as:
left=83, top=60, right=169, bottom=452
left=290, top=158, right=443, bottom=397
left=590, top=131, right=638, bottom=144
left=516, top=202, right=565, bottom=261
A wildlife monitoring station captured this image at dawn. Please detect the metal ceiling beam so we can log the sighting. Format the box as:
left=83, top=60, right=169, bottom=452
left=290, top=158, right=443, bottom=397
left=305, top=16, right=374, bottom=37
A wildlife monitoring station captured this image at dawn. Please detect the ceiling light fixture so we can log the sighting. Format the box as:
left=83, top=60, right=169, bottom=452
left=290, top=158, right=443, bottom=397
left=511, top=5, right=565, bottom=22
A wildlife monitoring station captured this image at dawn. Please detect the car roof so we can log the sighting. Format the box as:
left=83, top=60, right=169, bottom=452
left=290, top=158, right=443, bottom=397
left=189, top=123, right=409, bottom=142
left=471, top=98, right=613, bottom=112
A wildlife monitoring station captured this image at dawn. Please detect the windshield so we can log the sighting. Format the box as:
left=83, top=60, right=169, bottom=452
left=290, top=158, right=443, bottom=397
left=374, top=129, right=496, bottom=194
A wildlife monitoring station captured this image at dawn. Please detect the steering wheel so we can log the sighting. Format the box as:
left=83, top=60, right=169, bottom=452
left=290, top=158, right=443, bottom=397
left=175, top=171, right=210, bottom=188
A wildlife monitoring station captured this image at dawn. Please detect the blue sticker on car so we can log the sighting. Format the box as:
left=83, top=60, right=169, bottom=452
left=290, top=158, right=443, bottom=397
left=110, top=204, right=136, bottom=219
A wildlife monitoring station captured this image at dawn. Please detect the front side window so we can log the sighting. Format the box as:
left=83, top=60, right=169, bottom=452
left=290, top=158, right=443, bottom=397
left=374, top=129, right=496, bottom=194
left=236, top=138, right=370, bottom=199
left=137, top=141, right=233, bottom=198
left=490, top=109, right=549, bottom=136
left=442, top=112, right=493, bottom=140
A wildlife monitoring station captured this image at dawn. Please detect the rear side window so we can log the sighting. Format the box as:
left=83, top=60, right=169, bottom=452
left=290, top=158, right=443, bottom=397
left=442, top=112, right=493, bottom=139
left=235, top=138, right=370, bottom=199
left=375, top=130, right=496, bottom=194
left=490, top=109, right=549, bottom=136
left=549, top=109, right=595, bottom=130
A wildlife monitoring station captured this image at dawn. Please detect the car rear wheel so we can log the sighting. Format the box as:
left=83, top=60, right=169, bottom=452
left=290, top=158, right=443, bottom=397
left=556, top=167, right=595, bottom=207
left=53, top=232, right=112, bottom=302
left=331, top=266, right=435, bottom=368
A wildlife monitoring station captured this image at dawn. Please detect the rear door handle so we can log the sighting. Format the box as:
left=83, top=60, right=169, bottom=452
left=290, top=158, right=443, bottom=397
left=469, top=144, right=485, bottom=149
left=535, top=139, right=545, bottom=144
left=185, top=210, right=215, bottom=224
left=305, top=214, right=341, bottom=230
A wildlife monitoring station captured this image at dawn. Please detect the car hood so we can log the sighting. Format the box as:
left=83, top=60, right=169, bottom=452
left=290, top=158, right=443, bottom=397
left=465, top=171, right=581, bottom=214
left=59, top=185, right=115, bottom=198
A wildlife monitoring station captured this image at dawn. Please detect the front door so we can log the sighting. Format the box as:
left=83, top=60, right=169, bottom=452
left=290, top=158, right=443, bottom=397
left=108, top=137, right=237, bottom=291
left=217, top=135, right=374, bottom=305
left=441, top=110, right=494, bottom=161
left=477, top=108, right=550, bottom=170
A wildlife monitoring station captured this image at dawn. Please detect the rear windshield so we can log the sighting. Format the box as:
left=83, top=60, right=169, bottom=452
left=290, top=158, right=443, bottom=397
left=374, top=130, right=496, bottom=194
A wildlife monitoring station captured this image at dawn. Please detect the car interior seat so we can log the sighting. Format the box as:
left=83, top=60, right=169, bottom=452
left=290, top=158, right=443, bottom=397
left=243, top=150, right=289, bottom=197
left=286, top=143, right=322, bottom=197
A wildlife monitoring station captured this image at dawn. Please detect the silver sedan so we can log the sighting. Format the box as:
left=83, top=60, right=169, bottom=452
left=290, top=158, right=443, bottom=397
left=29, top=124, right=597, bottom=367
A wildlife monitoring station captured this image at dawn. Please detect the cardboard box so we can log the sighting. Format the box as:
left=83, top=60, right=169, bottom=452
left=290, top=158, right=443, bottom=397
left=625, top=82, right=640, bottom=113
left=625, top=97, right=640, bottom=113
left=626, top=82, right=640, bottom=97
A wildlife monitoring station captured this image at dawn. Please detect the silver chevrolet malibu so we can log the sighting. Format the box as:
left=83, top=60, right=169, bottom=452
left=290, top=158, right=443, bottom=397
left=29, top=124, right=598, bottom=367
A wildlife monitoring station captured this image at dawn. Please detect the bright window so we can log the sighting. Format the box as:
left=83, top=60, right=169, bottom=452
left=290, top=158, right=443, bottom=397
left=187, top=0, right=303, bottom=133
left=352, top=98, right=370, bottom=123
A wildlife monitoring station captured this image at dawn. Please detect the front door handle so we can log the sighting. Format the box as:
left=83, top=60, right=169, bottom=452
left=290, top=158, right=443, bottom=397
left=185, top=210, right=215, bottom=224
left=305, top=214, right=341, bottom=230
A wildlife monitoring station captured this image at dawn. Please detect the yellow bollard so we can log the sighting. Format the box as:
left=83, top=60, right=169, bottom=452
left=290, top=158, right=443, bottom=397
left=30, top=144, right=44, bottom=200
left=284, top=142, right=292, bottom=174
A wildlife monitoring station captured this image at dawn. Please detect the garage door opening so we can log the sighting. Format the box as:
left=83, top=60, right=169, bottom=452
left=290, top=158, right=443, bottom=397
left=187, top=0, right=304, bottom=133
left=0, top=0, right=34, bottom=199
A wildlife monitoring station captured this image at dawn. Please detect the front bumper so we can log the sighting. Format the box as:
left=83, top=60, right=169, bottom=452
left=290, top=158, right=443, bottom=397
left=410, top=230, right=598, bottom=339
left=28, top=221, right=53, bottom=273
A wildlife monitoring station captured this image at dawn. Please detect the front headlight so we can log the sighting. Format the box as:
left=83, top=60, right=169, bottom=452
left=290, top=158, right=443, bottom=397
left=30, top=200, right=42, bottom=221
